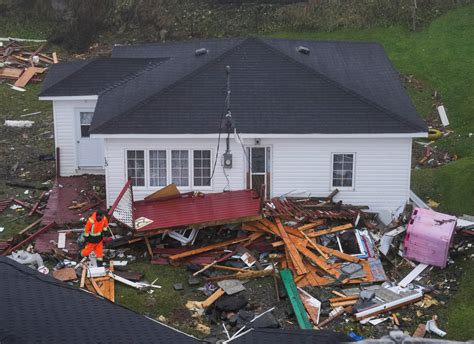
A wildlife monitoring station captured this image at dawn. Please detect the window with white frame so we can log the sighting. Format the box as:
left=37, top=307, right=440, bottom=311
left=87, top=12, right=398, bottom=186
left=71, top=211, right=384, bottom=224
left=171, top=150, right=189, bottom=186
left=149, top=150, right=167, bottom=187
left=332, top=153, right=354, bottom=188
left=79, top=112, right=94, bottom=138
left=127, top=150, right=145, bottom=186
left=193, top=150, right=211, bottom=186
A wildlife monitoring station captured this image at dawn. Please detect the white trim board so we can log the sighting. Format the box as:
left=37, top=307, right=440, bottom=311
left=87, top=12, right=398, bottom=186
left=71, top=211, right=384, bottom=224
left=91, top=132, right=428, bottom=139
left=39, top=95, right=98, bottom=101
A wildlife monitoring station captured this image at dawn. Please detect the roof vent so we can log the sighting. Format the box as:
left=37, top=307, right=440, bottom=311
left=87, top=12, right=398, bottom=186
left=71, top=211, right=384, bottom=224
left=195, top=48, right=208, bottom=56
left=296, top=46, right=310, bottom=55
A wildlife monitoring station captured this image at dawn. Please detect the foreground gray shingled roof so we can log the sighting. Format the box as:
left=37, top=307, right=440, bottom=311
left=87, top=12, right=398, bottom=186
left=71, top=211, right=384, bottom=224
left=41, top=37, right=427, bottom=135
left=0, top=257, right=198, bottom=344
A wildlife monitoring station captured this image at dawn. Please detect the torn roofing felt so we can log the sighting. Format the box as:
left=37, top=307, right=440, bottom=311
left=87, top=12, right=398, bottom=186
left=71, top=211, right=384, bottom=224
left=42, top=37, right=427, bottom=134
left=0, top=257, right=198, bottom=344
left=39, top=57, right=167, bottom=97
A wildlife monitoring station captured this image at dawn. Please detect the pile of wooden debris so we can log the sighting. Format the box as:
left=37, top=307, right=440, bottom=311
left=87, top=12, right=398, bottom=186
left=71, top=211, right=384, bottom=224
left=0, top=39, right=58, bottom=90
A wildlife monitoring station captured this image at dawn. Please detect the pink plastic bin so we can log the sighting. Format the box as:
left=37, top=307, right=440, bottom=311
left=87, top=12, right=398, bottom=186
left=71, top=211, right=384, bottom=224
left=404, top=207, right=456, bottom=268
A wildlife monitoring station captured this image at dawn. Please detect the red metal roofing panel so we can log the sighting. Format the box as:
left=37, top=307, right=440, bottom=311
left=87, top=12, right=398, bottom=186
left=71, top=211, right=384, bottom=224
left=134, top=189, right=262, bottom=232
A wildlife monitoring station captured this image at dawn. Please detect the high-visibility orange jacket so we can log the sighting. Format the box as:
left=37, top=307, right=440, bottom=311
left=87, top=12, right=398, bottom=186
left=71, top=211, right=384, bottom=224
left=83, top=212, right=109, bottom=243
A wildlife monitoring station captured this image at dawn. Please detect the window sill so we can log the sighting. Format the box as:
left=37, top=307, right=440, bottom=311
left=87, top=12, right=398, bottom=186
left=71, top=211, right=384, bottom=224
left=331, top=187, right=355, bottom=192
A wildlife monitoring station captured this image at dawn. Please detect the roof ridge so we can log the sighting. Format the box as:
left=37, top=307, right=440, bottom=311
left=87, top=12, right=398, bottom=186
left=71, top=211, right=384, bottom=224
left=92, top=38, right=249, bottom=133
left=99, top=58, right=168, bottom=95
left=257, top=38, right=426, bottom=132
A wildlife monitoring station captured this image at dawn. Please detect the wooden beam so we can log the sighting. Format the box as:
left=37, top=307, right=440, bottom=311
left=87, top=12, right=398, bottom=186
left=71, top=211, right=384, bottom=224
left=169, top=236, right=250, bottom=261
left=144, top=236, right=153, bottom=258
left=89, top=277, right=104, bottom=297
left=206, top=269, right=273, bottom=282
left=314, top=243, right=361, bottom=263
left=201, top=288, right=225, bottom=308
left=280, top=269, right=312, bottom=329
left=275, top=218, right=308, bottom=275
left=297, top=219, right=326, bottom=231
left=294, top=242, right=340, bottom=278
left=3, top=222, right=55, bottom=255
left=308, top=223, right=353, bottom=237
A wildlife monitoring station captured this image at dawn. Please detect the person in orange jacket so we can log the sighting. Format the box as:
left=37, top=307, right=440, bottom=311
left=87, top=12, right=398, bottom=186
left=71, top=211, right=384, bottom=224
left=80, top=210, right=110, bottom=266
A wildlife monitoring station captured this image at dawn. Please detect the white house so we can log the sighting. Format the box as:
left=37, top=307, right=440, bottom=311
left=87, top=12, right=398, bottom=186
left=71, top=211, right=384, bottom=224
left=39, top=37, right=427, bottom=214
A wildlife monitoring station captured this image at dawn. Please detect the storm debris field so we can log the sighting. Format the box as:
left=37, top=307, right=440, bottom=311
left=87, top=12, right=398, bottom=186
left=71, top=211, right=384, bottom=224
left=1, top=180, right=473, bottom=341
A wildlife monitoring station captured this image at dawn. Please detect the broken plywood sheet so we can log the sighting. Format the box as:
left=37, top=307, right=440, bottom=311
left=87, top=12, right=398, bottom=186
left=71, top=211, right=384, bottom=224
left=144, top=183, right=180, bottom=201
left=52, top=267, right=77, bottom=281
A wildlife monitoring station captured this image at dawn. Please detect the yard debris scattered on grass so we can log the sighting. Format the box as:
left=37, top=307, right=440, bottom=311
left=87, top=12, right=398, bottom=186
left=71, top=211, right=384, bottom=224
left=0, top=40, right=58, bottom=89
left=2, top=182, right=473, bottom=341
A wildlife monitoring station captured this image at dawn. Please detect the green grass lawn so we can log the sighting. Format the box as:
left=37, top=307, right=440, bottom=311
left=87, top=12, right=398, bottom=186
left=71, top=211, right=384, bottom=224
left=272, top=5, right=474, bottom=216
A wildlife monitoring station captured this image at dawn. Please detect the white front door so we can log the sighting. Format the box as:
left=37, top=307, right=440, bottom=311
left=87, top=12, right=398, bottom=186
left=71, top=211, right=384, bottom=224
left=76, top=111, right=104, bottom=168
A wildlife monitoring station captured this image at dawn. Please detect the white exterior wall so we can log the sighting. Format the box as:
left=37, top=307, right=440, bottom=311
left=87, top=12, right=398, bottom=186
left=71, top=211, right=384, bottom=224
left=105, top=136, right=412, bottom=213
left=52, top=99, right=104, bottom=176
left=104, top=138, right=246, bottom=206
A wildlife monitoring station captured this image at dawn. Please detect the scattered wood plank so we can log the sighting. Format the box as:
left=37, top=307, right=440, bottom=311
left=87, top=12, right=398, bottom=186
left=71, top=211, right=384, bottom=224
left=14, top=67, right=45, bottom=87
left=201, top=288, right=225, bottom=308
left=280, top=269, right=313, bottom=329
left=206, top=269, right=274, bottom=282
left=307, top=223, right=353, bottom=237
left=275, top=218, right=308, bottom=275
left=314, top=243, right=361, bottom=263
left=294, top=242, right=341, bottom=278
left=169, top=236, right=250, bottom=261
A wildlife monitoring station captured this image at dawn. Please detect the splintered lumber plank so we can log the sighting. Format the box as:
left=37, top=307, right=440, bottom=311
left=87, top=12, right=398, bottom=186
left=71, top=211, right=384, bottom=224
left=244, top=221, right=276, bottom=235
left=52, top=52, right=58, bottom=64
left=308, top=223, right=353, bottom=237
left=294, top=242, right=340, bottom=278
left=89, top=278, right=104, bottom=297
left=332, top=290, right=347, bottom=298
left=314, top=243, right=361, bottom=263
left=329, top=295, right=359, bottom=303
left=207, top=264, right=248, bottom=273
left=330, top=300, right=358, bottom=308
left=80, top=267, right=87, bottom=288
left=206, top=269, right=273, bottom=282
left=297, top=219, right=326, bottom=231
left=272, top=240, right=285, bottom=248
left=275, top=218, right=308, bottom=275
left=14, top=67, right=43, bottom=87
left=299, top=231, right=328, bottom=259
left=242, top=232, right=264, bottom=247
left=0, top=67, right=23, bottom=79
left=201, top=288, right=225, bottom=308
left=169, top=236, right=250, bottom=261
left=144, top=236, right=153, bottom=258
left=280, top=269, right=313, bottom=329
left=17, top=218, right=42, bottom=235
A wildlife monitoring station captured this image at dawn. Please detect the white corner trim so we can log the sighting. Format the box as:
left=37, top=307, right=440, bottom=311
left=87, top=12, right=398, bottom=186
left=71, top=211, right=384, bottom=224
left=39, top=95, right=98, bottom=101
left=91, top=132, right=428, bottom=139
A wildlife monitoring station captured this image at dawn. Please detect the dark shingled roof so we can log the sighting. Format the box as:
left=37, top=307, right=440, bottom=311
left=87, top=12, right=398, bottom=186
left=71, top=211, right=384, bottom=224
left=0, top=257, right=198, bottom=344
left=41, top=37, right=427, bottom=135
left=39, top=58, right=167, bottom=97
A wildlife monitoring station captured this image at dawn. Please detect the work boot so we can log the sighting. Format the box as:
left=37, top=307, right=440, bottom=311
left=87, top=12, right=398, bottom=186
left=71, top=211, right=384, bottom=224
left=97, top=260, right=103, bottom=267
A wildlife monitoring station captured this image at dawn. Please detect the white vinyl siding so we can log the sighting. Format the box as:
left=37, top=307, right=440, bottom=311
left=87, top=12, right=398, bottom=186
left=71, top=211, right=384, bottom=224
left=104, top=137, right=412, bottom=214
left=51, top=99, right=104, bottom=176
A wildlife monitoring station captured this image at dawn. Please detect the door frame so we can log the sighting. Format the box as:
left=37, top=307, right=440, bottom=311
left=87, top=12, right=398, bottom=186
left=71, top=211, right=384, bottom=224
left=245, top=145, right=272, bottom=200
